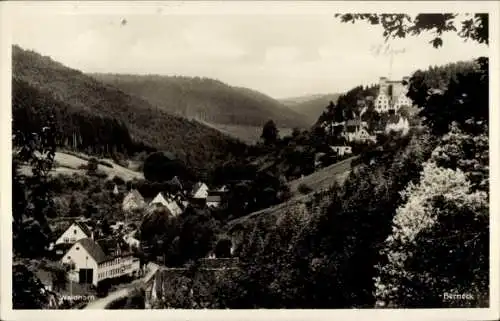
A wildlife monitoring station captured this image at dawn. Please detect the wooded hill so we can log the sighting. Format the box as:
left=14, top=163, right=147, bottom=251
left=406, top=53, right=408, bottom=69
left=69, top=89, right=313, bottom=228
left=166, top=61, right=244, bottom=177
left=12, top=45, right=247, bottom=173
left=90, top=73, right=309, bottom=129
left=280, top=93, right=341, bottom=124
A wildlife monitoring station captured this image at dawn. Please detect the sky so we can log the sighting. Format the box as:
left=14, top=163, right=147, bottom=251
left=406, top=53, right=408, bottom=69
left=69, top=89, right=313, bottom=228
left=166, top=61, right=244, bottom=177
left=9, top=4, right=490, bottom=99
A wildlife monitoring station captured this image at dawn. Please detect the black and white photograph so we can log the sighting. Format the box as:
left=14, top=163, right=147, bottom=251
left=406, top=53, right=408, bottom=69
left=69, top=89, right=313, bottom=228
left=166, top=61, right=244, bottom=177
left=1, top=1, right=498, bottom=320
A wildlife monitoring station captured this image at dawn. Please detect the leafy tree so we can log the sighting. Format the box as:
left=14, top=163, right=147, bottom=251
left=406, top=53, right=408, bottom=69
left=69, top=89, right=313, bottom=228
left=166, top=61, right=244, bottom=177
left=67, top=195, right=82, bottom=217
left=101, top=218, right=112, bottom=236
left=375, top=163, right=488, bottom=307
left=413, top=58, right=488, bottom=135
left=375, top=120, right=489, bottom=308
left=261, top=120, right=279, bottom=145
left=298, top=183, right=313, bottom=195
left=13, top=114, right=57, bottom=258
left=13, top=264, right=49, bottom=309
left=214, top=238, right=233, bottom=258
left=143, top=151, right=192, bottom=182
left=335, top=14, right=488, bottom=48
left=50, top=265, right=68, bottom=292
left=86, top=157, right=99, bottom=175
left=176, top=207, right=219, bottom=264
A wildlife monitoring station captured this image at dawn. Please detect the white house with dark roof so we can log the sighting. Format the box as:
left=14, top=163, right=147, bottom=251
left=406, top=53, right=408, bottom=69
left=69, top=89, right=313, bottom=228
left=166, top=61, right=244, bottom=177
left=55, top=221, right=93, bottom=245
left=191, top=182, right=209, bottom=199
left=113, top=184, right=119, bottom=195
left=122, top=189, right=146, bottom=212
left=148, top=192, right=183, bottom=217
left=330, top=145, right=353, bottom=157
left=61, top=238, right=140, bottom=286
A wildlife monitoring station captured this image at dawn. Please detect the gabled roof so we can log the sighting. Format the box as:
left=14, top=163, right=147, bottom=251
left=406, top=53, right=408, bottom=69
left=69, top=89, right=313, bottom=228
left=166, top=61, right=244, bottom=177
left=76, top=238, right=108, bottom=264
left=169, top=176, right=183, bottom=189
left=191, top=182, right=209, bottom=197
left=150, top=192, right=169, bottom=207
left=126, top=189, right=144, bottom=201
left=71, top=221, right=92, bottom=238
left=96, top=237, right=129, bottom=256
left=165, top=201, right=182, bottom=216
left=191, top=182, right=207, bottom=192
left=149, top=192, right=182, bottom=216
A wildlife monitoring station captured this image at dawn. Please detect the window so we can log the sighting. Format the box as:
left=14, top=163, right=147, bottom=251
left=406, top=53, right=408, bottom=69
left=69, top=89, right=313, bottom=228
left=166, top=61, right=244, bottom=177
left=74, top=229, right=77, bottom=235
left=76, top=247, right=80, bottom=250
left=64, top=237, right=69, bottom=243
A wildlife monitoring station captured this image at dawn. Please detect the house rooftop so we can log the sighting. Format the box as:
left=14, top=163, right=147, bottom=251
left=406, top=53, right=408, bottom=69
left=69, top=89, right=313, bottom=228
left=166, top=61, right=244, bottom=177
left=77, top=238, right=108, bottom=264
left=126, top=189, right=144, bottom=200
left=191, top=182, right=207, bottom=193
left=74, top=221, right=92, bottom=238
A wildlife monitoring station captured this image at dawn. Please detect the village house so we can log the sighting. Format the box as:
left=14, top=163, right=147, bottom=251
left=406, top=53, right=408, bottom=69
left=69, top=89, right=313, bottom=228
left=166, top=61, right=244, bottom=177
left=148, top=192, right=183, bottom=217
left=55, top=221, right=93, bottom=245
left=110, top=221, right=125, bottom=233
left=61, top=238, right=140, bottom=287
left=168, top=176, right=184, bottom=192
left=206, top=195, right=222, bottom=208
left=330, top=145, right=353, bottom=157
left=122, top=189, right=146, bottom=212
left=112, top=184, right=119, bottom=196
left=342, top=120, right=376, bottom=143
left=123, top=231, right=141, bottom=250
left=374, top=76, right=412, bottom=113
left=191, top=182, right=209, bottom=199
left=314, top=152, right=327, bottom=168
left=323, top=120, right=345, bottom=136
left=385, top=114, right=410, bottom=136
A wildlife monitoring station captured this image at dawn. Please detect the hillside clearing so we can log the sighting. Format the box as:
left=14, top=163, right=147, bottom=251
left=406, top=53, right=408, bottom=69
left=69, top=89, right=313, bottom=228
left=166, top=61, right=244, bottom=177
left=19, top=151, right=143, bottom=181
left=226, top=156, right=358, bottom=232
left=287, top=156, right=357, bottom=196
left=198, top=121, right=294, bottom=144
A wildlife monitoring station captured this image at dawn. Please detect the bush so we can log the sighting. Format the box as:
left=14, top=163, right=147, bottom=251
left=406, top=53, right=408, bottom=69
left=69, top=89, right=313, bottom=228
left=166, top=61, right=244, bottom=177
left=112, top=176, right=126, bottom=186
left=89, top=169, right=108, bottom=179
left=86, top=157, right=99, bottom=175
left=96, top=280, right=111, bottom=298
left=98, top=160, right=113, bottom=168
left=298, top=183, right=313, bottom=195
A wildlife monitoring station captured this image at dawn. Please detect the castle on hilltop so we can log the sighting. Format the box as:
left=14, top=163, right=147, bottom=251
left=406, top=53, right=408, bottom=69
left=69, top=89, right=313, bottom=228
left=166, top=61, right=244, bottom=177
left=374, top=76, right=413, bottom=113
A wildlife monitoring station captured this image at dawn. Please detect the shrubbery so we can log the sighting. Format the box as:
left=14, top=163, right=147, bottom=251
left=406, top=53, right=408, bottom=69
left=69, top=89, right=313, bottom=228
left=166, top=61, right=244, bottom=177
left=297, top=183, right=313, bottom=195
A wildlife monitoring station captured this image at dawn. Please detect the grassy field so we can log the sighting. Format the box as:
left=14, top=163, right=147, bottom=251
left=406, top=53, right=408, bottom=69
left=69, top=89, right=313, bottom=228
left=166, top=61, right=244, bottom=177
left=198, top=121, right=294, bottom=144
left=225, top=155, right=358, bottom=233
left=287, top=156, right=357, bottom=196
left=19, top=151, right=144, bottom=181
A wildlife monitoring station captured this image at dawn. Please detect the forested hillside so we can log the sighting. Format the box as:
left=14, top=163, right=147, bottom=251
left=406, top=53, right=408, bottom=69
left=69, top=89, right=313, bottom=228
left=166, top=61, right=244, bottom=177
left=90, top=73, right=309, bottom=128
left=208, top=55, right=489, bottom=309
left=280, top=93, right=341, bottom=124
left=12, top=45, right=247, bottom=173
